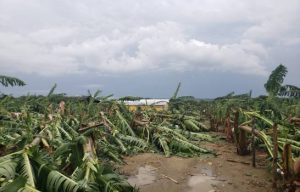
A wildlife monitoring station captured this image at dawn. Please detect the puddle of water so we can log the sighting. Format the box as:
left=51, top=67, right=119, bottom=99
left=127, top=165, right=157, bottom=187
left=187, top=164, right=218, bottom=192
left=200, top=165, right=213, bottom=177
left=187, top=175, right=218, bottom=192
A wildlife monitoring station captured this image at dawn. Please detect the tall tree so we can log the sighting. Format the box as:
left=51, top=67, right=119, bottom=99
left=264, top=64, right=287, bottom=97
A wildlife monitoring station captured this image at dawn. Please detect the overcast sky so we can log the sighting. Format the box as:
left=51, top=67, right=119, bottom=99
left=1, top=0, right=299, bottom=98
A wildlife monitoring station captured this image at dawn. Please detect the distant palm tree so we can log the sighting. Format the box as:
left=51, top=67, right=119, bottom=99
left=264, top=64, right=287, bottom=97
left=264, top=64, right=300, bottom=98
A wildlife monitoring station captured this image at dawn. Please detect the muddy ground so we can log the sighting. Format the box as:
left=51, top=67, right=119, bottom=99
left=120, top=133, right=273, bottom=192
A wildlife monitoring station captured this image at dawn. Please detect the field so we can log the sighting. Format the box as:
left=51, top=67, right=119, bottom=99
left=0, top=64, right=300, bottom=192
left=121, top=136, right=272, bottom=192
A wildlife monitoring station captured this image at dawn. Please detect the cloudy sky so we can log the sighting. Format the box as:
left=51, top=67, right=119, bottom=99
left=1, top=0, right=299, bottom=98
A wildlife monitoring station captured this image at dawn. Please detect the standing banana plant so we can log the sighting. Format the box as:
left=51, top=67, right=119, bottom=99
left=0, top=75, right=26, bottom=87
left=264, top=64, right=287, bottom=97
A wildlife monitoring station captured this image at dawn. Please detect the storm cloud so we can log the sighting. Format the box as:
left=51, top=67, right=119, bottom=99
left=0, top=0, right=299, bottom=97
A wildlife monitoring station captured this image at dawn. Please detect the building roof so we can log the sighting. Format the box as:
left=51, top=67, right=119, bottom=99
left=122, top=99, right=169, bottom=106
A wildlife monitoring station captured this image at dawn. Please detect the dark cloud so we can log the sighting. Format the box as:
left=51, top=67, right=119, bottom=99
left=0, top=0, right=299, bottom=97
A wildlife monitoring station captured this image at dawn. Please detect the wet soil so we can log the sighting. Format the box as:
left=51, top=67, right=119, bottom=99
left=120, top=133, right=272, bottom=192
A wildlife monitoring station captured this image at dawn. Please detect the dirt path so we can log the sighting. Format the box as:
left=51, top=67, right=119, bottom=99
left=120, top=134, right=273, bottom=192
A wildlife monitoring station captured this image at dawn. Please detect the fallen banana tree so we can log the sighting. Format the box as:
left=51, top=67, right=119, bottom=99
left=0, top=96, right=214, bottom=191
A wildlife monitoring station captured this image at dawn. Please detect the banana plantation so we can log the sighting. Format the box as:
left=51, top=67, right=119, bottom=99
left=0, top=64, right=300, bottom=192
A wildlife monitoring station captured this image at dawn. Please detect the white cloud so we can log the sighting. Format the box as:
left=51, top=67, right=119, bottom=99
left=0, top=0, right=299, bottom=77
left=0, top=22, right=268, bottom=76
